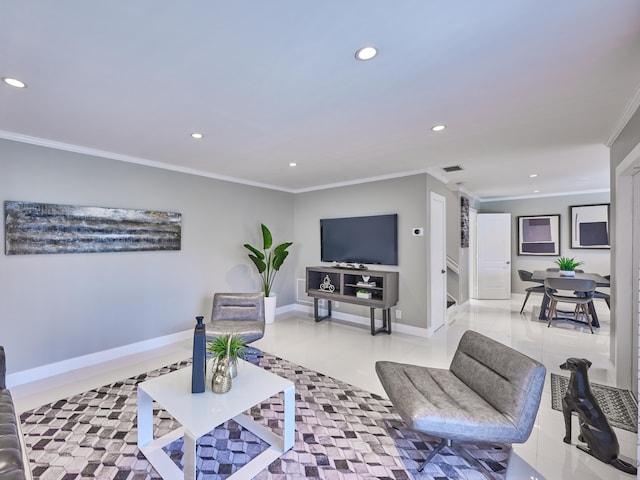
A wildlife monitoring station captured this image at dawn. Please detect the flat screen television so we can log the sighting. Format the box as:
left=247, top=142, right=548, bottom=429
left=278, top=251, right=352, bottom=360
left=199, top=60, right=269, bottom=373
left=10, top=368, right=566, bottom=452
left=320, top=214, right=398, bottom=266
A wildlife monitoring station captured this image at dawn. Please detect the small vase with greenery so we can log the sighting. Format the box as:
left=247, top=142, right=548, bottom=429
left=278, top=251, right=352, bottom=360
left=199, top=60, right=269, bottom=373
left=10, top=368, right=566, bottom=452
left=555, top=256, right=583, bottom=276
left=243, top=224, right=293, bottom=297
left=207, top=334, right=247, bottom=378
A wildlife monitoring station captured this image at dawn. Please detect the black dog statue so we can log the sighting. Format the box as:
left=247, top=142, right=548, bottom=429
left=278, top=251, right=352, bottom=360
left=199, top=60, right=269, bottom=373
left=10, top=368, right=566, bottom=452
left=560, top=358, right=636, bottom=475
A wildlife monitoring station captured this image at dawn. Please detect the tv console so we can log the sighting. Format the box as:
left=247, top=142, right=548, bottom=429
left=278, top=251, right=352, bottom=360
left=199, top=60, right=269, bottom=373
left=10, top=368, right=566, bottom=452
left=305, top=266, right=399, bottom=335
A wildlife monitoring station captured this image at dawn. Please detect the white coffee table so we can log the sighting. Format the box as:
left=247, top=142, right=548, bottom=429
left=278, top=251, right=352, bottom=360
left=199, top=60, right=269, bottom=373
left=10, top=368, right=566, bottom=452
left=137, top=360, right=295, bottom=480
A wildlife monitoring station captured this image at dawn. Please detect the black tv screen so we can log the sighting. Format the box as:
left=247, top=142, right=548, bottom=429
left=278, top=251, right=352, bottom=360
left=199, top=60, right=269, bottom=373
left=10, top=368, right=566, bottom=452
left=320, top=214, right=398, bottom=266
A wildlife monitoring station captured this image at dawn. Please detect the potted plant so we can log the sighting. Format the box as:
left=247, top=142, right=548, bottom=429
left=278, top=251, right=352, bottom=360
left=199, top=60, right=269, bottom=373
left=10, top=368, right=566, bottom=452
left=243, top=224, right=293, bottom=324
left=356, top=288, right=372, bottom=299
left=207, top=334, right=247, bottom=378
left=555, top=256, right=583, bottom=277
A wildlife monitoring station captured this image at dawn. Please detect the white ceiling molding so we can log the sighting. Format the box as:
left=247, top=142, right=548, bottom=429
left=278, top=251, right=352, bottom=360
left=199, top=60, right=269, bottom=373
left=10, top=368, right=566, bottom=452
left=0, top=130, right=294, bottom=193
left=606, top=84, right=640, bottom=147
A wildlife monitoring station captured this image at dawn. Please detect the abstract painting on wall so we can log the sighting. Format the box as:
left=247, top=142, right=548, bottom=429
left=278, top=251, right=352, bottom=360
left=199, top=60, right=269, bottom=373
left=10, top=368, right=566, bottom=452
left=570, top=203, right=610, bottom=249
left=517, top=214, right=561, bottom=256
left=460, top=196, right=470, bottom=248
left=4, top=201, right=181, bottom=255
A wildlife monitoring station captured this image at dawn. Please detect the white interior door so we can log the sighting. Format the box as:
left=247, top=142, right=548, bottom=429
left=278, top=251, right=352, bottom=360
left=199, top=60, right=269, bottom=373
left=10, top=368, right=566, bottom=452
left=429, top=192, right=446, bottom=333
left=477, top=213, right=511, bottom=299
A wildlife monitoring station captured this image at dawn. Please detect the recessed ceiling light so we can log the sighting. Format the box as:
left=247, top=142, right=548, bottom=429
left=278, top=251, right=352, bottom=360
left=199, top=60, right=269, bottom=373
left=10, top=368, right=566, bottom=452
left=533, top=190, right=540, bottom=193
left=2, top=77, right=27, bottom=88
left=190, top=133, right=203, bottom=139
left=529, top=174, right=538, bottom=178
left=289, top=162, right=297, bottom=167
left=431, top=125, right=446, bottom=132
left=355, top=46, right=377, bottom=61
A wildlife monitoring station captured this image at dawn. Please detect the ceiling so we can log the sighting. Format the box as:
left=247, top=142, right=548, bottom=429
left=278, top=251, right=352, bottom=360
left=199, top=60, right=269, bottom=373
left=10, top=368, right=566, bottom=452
left=1, top=1, right=639, bottom=200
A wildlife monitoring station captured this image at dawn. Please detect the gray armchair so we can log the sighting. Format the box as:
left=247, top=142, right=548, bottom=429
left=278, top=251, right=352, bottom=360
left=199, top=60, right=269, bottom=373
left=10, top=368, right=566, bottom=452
left=376, top=330, right=546, bottom=478
left=206, top=292, right=265, bottom=344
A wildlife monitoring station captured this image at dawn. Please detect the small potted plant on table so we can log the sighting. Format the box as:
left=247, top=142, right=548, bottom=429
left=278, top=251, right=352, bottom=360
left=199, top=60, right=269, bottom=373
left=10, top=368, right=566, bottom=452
left=207, top=334, right=247, bottom=379
left=555, top=256, right=583, bottom=277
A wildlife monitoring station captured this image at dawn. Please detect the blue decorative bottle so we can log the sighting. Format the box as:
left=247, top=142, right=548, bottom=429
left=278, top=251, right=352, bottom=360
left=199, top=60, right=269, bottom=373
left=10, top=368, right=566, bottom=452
left=191, top=316, right=206, bottom=393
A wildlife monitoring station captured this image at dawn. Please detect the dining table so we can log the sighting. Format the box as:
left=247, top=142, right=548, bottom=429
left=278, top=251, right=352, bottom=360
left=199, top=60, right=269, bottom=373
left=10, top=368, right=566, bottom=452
left=530, top=270, right=610, bottom=328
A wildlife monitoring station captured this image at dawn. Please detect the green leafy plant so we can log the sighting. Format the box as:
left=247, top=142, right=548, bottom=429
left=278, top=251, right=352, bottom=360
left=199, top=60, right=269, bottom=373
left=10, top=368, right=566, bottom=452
left=243, top=224, right=293, bottom=297
left=207, top=334, right=247, bottom=362
left=555, top=256, right=583, bottom=271
left=357, top=289, right=369, bottom=294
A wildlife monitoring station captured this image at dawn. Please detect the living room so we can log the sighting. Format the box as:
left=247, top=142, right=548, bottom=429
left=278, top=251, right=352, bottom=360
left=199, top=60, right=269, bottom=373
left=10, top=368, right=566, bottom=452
left=2, top=2, right=640, bottom=479
left=1, top=121, right=638, bottom=478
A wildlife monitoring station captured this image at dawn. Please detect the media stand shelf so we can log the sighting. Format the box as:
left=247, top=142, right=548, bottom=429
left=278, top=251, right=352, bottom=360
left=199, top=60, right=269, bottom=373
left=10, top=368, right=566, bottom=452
left=305, top=266, right=399, bottom=335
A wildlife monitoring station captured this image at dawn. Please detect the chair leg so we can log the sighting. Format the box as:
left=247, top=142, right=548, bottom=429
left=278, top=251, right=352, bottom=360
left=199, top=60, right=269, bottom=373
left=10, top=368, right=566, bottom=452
left=584, top=303, right=594, bottom=334
left=418, top=438, right=448, bottom=472
left=520, top=291, right=531, bottom=314
left=417, top=439, right=496, bottom=480
left=453, top=443, right=498, bottom=480
left=547, top=300, right=557, bottom=328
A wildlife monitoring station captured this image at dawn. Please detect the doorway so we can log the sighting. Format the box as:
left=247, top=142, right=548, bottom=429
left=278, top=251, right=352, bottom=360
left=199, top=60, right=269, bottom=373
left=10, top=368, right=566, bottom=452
left=476, top=213, right=511, bottom=299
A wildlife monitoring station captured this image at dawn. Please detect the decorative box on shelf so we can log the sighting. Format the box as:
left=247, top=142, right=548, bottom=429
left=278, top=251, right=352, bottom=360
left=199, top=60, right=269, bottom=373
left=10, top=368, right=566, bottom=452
left=356, top=291, right=372, bottom=299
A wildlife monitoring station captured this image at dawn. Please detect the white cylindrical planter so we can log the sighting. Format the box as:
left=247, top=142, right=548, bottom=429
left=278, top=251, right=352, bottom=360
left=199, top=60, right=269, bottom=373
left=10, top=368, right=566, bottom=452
left=264, top=293, right=277, bottom=324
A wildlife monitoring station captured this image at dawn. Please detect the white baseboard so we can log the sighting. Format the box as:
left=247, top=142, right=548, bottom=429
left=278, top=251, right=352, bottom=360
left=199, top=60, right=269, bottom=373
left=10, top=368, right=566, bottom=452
left=7, top=301, right=430, bottom=387
left=6, top=329, right=192, bottom=388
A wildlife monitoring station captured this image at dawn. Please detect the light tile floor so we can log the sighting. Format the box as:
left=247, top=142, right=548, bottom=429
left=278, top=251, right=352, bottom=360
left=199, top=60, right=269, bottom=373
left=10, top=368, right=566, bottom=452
left=11, top=295, right=636, bottom=480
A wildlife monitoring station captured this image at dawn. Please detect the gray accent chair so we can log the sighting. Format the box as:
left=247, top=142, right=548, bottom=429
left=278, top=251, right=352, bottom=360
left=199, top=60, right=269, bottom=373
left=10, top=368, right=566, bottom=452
left=206, top=292, right=265, bottom=344
left=376, top=330, right=546, bottom=478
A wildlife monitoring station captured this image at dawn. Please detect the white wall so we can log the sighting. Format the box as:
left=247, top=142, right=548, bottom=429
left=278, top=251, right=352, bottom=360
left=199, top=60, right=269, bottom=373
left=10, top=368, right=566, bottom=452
left=479, top=192, right=611, bottom=294
left=0, top=139, right=295, bottom=374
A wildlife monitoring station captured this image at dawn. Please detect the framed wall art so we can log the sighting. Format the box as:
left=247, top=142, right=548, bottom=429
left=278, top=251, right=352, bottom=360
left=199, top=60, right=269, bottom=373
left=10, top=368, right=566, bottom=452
left=570, top=203, right=610, bottom=249
left=5, top=201, right=182, bottom=255
left=517, top=214, right=561, bottom=256
left=460, top=196, right=470, bottom=248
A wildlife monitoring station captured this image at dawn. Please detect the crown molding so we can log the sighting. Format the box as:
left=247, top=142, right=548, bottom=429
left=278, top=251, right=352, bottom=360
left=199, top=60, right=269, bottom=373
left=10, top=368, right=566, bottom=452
left=606, top=84, right=640, bottom=147
left=292, top=168, right=432, bottom=193
left=0, top=130, right=295, bottom=193
left=479, top=188, right=610, bottom=203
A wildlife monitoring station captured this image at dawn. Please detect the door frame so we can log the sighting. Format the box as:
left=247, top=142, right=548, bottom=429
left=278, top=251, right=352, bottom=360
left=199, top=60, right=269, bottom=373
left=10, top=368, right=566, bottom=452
left=428, top=192, right=446, bottom=335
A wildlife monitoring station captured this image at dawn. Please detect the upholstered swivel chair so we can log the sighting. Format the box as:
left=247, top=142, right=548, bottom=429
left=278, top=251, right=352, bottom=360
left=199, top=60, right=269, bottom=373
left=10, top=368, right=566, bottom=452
left=544, top=278, right=596, bottom=333
left=206, top=292, right=265, bottom=344
left=517, top=270, right=545, bottom=314
left=376, top=330, right=546, bottom=479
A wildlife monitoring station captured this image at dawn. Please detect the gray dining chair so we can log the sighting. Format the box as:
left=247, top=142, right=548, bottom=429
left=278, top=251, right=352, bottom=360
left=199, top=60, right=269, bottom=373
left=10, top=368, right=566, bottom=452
left=518, top=270, right=545, bottom=314
left=544, top=278, right=596, bottom=333
left=592, top=274, right=610, bottom=309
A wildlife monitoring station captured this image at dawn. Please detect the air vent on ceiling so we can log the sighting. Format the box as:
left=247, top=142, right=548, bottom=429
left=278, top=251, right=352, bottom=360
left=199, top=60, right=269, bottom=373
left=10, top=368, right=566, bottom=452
left=442, top=165, right=463, bottom=172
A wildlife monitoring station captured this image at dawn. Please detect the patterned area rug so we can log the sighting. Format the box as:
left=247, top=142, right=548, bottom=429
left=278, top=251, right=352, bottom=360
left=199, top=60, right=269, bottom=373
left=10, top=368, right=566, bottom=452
left=21, top=352, right=511, bottom=479
left=550, top=373, right=638, bottom=433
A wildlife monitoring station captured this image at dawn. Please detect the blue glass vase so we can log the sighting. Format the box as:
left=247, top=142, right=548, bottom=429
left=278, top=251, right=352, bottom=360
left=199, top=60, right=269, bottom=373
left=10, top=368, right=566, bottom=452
left=191, top=316, right=206, bottom=393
